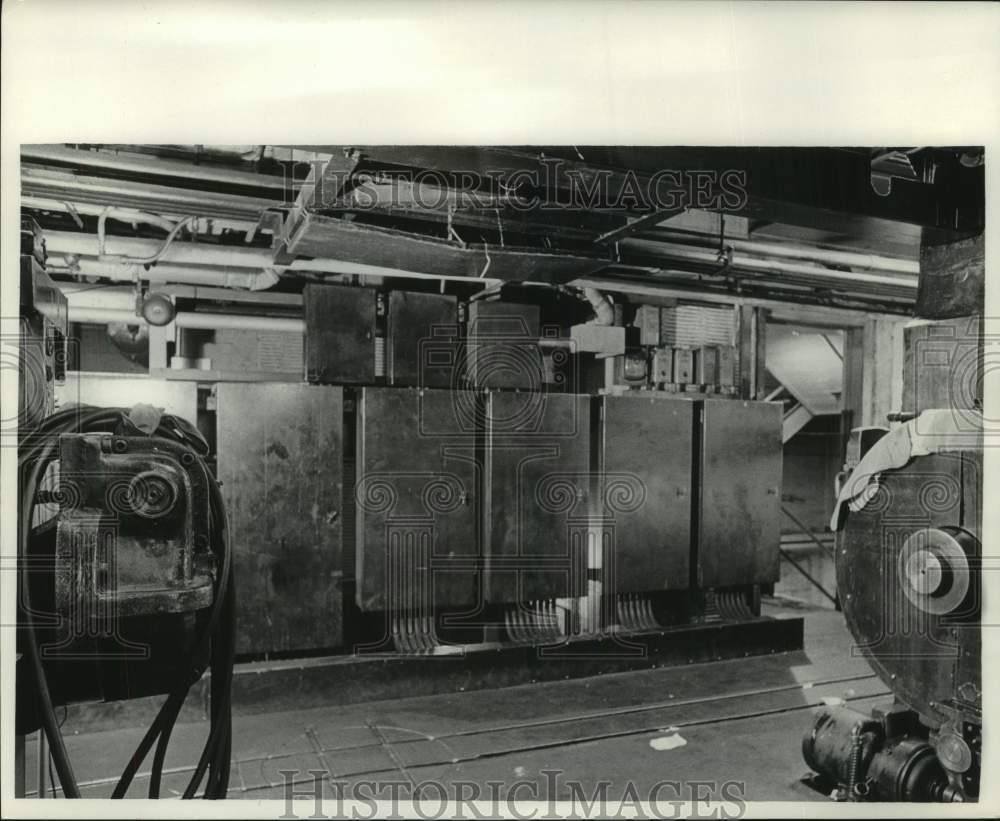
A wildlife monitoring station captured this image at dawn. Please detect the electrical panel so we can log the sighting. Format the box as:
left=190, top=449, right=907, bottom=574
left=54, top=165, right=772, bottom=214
left=217, top=383, right=344, bottom=654
left=484, top=392, right=591, bottom=603
left=465, top=300, right=543, bottom=389
left=697, top=399, right=782, bottom=587
left=387, top=290, right=459, bottom=389
left=354, top=387, right=480, bottom=612
left=304, top=282, right=377, bottom=384
left=598, top=394, right=694, bottom=594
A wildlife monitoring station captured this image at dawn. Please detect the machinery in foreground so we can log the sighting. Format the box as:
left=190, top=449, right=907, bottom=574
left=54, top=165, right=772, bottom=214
left=802, top=233, right=984, bottom=803
left=15, top=219, right=236, bottom=799
left=803, top=425, right=982, bottom=801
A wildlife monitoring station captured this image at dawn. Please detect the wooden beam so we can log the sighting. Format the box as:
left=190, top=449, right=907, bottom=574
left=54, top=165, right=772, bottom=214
left=736, top=304, right=768, bottom=400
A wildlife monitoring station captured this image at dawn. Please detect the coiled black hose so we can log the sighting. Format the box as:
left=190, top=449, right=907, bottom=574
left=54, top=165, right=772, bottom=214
left=18, top=404, right=234, bottom=799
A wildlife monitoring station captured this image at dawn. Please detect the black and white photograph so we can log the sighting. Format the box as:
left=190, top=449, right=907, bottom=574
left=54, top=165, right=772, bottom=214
left=1, top=2, right=997, bottom=818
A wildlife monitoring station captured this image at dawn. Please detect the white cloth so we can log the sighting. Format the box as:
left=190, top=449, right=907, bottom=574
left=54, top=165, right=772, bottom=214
left=830, top=409, right=982, bottom=531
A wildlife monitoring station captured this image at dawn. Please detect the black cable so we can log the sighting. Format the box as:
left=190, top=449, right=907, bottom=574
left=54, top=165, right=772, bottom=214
left=182, top=484, right=235, bottom=799
left=113, top=500, right=230, bottom=797
left=20, top=406, right=234, bottom=800
left=114, top=443, right=232, bottom=798
left=19, top=439, right=80, bottom=797
left=148, top=471, right=231, bottom=798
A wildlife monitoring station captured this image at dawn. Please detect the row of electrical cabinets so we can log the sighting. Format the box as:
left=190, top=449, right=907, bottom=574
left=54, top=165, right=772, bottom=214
left=213, top=383, right=783, bottom=655
left=305, top=283, right=749, bottom=397
left=305, top=282, right=559, bottom=390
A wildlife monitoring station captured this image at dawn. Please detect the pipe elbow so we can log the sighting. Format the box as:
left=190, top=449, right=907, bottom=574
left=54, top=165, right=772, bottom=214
left=582, top=287, right=614, bottom=326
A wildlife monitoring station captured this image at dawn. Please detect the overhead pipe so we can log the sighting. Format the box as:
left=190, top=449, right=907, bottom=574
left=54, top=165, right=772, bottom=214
left=642, top=231, right=919, bottom=275
left=43, top=231, right=504, bottom=286
left=724, top=237, right=918, bottom=275
left=44, top=230, right=276, bottom=269
left=47, top=257, right=277, bottom=290
left=22, top=145, right=296, bottom=193
left=621, top=238, right=919, bottom=291
left=67, top=306, right=304, bottom=334
left=22, top=197, right=179, bottom=233
left=173, top=312, right=303, bottom=333
left=22, top=166, right=273, bottom=224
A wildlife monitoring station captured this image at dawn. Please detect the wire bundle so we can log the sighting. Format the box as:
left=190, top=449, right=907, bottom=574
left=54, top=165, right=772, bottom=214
left=18, top=404, right=235, bottom=799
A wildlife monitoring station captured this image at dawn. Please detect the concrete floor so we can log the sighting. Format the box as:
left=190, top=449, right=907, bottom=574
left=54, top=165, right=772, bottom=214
left=22, top=601, right=884, bottom=803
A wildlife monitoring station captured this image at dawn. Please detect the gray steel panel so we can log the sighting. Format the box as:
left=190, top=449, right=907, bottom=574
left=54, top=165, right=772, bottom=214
left=698, top=399, right=782, bottom=587
left=216, top=383, right=343, bottom=655
left=304, top=283, right=376, bottom=383
left=465, top=301, right=543, bottom=390
left=387, top=291, right=459, bottom=389
left=600, top=395, right=693, bottom=593
left=356, top=388, right=479, bottom=611
left=485, top=392, right=590, bottom=603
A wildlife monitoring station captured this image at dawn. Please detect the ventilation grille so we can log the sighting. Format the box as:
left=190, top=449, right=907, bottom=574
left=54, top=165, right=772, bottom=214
left=660, top=306, right=734, bottom=348
left=204, top=329, right=303, bottom=374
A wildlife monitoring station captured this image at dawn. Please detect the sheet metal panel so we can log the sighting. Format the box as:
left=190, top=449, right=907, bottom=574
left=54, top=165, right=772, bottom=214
left=485, top=392, right=590, bottom=603
left=698, top=399, right=782, bottom=587
left=216, top=383, right=344, bottom=655
left=55, top=372, right=198, bottom=424
left=902, top=316, right=981, bottom=415
left=465, top=301, right=543, bottom=390
left=600, top=395, right=693, bottom=593
left=304, top=282, right=376, bottom=384
left=387, top=291, right=459, bottom=389
left=355, top=387, right=479, bottom=611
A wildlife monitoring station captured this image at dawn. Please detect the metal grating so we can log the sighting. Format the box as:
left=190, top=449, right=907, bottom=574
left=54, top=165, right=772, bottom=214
left=660, top=305, right=734, bottom=347
left=204, top=328, right=303, bottom=374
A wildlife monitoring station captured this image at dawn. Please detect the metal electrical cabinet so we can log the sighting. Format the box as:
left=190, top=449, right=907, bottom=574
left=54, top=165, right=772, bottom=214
left=465, top=300, right=543, bottom=390
left=598, top=395, right=694, bottom=594
left=355, top=387, right=480, bottom=612
left=216, top=383, right=344, bottom=655
left=484, top=392, right=591, bottom=603
left=697, top=399, right=782, bottom=588
left=387, top=290, right=459, bottom=389
left=304, top=283, right=377, bottom=383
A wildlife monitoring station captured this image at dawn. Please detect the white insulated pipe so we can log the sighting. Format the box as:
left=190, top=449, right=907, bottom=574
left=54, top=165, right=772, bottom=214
left=23, top=197, right=179, bottom=233
left=174, top=312, right=303, bottom=333
left=647, top=233, right=919, bottom=274
left=581, top=287, right=615, bottom=325
left=621, top=238, right=919, bottom=290
left=45, top=230, right=275, bottom=269
left=48, top=256, right=275, bottom=290
left=43, top=231, right=504, bottom=286
left=67, top=305, right=305, bottom=334
left=722, top=237, right=919, bottom=275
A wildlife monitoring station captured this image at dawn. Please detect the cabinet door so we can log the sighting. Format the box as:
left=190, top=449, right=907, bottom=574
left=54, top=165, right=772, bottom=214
left=304, top=283, right=376, bottom=383
left=355, top=388, right=479, bottom=611
left=601, top=395, right=693, bottom=593
left=485, top=392, right=590, bottom=603
left=387, top=290, right=459, bottom=389
left=217, top=383, right=343, bottom=655
left=698, top=399, right=782, bottom=587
